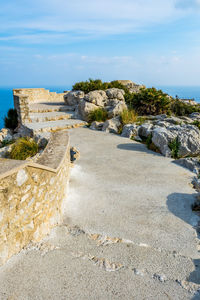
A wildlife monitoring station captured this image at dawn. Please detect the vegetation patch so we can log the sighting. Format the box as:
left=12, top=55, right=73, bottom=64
left=9, top=137, right=38, bottom=160
left=169, top=137, right=180, bottom=159
left=88, top=108, right=108, bottom=124
left=4, top=109, right=18, bottom=130
left=0, top=139, right=15, bottom=148
left=146, top=134, right=160, bottom=153
left=73, top=79, right=200, bottom=117
left=192, top=120, right=200, bottom=129
left=120, top=109, right=137, bottom=126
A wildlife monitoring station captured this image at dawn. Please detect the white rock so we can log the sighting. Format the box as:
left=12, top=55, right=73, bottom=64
left=138, top=123, right=153, bottom=138
left=102, top=117, right=121, bottom=134
left=90, top=121, right=104, bottom=131
left=64, top=90, right=84, bottom=106
left=121, top=124, right=138, bottom=138
left=152, top=127, right=176, bottom=157
left=76, top=100, right=99, bottom=121
left=107, top=101, right=127, bottom=118
left=0, top=128, right=13, bottom=143
left=106, top=88, right=125, bottom=101
left=84, top=90, right=107, bottom=107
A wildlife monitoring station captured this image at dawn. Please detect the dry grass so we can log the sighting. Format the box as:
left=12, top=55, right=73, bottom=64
left=120, top=109, right=137, bottom=126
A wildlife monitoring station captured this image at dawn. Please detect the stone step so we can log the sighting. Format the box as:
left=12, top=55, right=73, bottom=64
left=25, top=119, right=87, bottom=133
left=28, top=111, right=75, bottom=123
left=29, top=102, right=75, bottom=113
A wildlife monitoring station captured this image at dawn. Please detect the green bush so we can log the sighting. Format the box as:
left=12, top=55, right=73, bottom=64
left=88, top=108, right=108, bottom=124
left=170, top=100, right=200, bottom=116
left=4, top=109, right=18, bottom=130
left=9, top=137, right=38, bottom=160
left=129, top=87, right=171, bottom=115
left=72, top=79, right=129, bottom=94
left=0, top=139, right=14, bottom=148
left=169, top=138, right=180, bottom=159
left=192, top=120, right=200, bottom=129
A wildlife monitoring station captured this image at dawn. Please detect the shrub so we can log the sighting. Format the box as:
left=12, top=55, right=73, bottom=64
left=192, top=120, right=200, bottom=129
left=9, top=137, right=38, bottom=160
left=0, top=139, right=14, bottom=148
left=120, top=109, right=137, bottom=126
left=88, top=108, right=108, bottom=124
left=4, top=109, right=18, bottom=130
left=169, top=137, right=180, bottom=159
left=129, top=87, right=171, bottom=115
left=170, top=100, right=200, bottom=116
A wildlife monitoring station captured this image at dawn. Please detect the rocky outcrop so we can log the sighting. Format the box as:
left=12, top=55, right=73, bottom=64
left=0, top=128, right=13, bottom=144
left=102, top=117, right=121, bottom=134
left=66, top=88, right=127, bottom=121
left=64, top=91, right=84, bottom=106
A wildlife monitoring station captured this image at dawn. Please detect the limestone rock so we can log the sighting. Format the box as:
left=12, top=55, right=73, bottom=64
left=90, top=121, right=104, bottom=131
left=152, top=127, right=176, bottom=157
left=106, top=88, right=125, bottom=101
left=138, top=123, right=153, bottom=138
left=102, top=117, right=121, bottom=134
left=64, top=91, right=84, bottom=106
left=0, top=128, right=13, bottom=143
left=121, top=124, right=138, bottom=138
left=107, top=101, right=127, bottom=118
left=177, top=125, right=200, bottom=157
left=77, top=100, right=99, bottom=121
left=84, top=90, right=107, bottom=107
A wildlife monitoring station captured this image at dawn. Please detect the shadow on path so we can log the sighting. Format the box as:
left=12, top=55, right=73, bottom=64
left=167, top=193, right=200, bottom=291
left=117, top=143, right=161, bottom=156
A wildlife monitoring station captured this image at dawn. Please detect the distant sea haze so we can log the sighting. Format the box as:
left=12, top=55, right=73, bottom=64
left=0, top=85, right=200, bottom=129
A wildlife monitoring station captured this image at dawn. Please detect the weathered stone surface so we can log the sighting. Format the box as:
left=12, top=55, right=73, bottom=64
left=84, top=90, right=107, bottom=107
left=106, top=88, right=125, bottom=101
left=0, top=128, right=13, bottom=143
left=189, top=112, right=200, bottom=120
left=76, top=100, right=98, bottom=121
left=0, top=131, right=70, bottom=266
left=121, top=124, right=138, bottom=138
left=107, top=101, right=127, bottom=118
left=13, top=125, right=33, bottom=140
left=90, top=121, right=104, bottom=131
left=138, top=123, right=153, bottom=138
left=152, top=127, right=176, bottom=157
left=64, top=91, right=84, bottom=106
left=177, top=125, right=200, bottom=157
left=102, top=117, right=121, bottom=134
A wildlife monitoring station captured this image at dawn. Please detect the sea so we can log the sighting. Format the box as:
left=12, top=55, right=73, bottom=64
left=1, top=85, right=200, bottom=129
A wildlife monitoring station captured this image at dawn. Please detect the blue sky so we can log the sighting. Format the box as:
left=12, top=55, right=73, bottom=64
left=0, top=0, right=200, bottom=87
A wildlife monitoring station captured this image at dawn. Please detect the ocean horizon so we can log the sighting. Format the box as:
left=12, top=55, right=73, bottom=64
left=1, top=85, right=200, bottom=129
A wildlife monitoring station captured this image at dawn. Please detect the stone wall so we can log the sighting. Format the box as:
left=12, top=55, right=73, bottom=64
left=13, top=88, right=68, bottom=125
left=0, top=131, right=70, bottom=265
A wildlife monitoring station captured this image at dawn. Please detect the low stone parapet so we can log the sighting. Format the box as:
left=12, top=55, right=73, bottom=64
left=0, top=130, right=70, bottom=265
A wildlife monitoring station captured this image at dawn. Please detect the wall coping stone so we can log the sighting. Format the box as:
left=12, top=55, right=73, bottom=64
left=0, top=131, right=69, bottom=180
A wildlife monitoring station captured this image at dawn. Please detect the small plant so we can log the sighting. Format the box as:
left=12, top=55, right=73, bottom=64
left=120, top=109, right=137, bottom=126
left=0, top=139, right=14, bottom=148
left=192, top=120, right=200, bottom=129
left=9, top=137, right=38, bottom=160
left=169, top=137, right=180, bottom=159
left=88, top=108, right=108, bottom=124
left=4, top=109, right=18, bottom=130
left=145, top=134, right=160, bottom=153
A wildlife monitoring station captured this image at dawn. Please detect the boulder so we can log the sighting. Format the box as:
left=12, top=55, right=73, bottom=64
left=121, top=124, right=138, bottom=138
left=84, top=90, right=107, bottom=107
left=102, top=117, right=121, bottom=134
left=151, top=127, right=177, bottom=157
left=0, top=128, right=13, bottom=143
left=64, top=90, right=84, bottom=106
left=177, top=125, right=200, bottom=157
left=106, top=88, right=125, bottom=101
left=76, top=100, right=99, bottom=121
left=138, top=123, right=153, bottom=138
left=107, top=101, right=127, bottom=118
left=90, top=121, right=104, bottom=131
left=189, top=112, right=200, bottom=120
